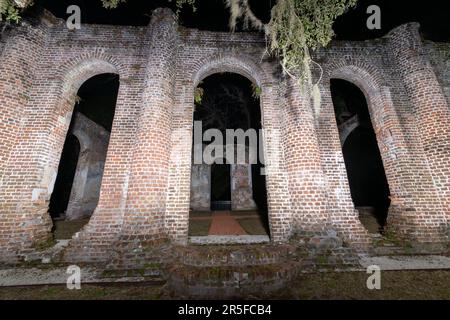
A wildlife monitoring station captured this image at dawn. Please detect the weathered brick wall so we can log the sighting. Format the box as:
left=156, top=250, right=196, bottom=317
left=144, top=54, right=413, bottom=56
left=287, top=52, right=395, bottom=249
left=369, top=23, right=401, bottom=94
left=0, top=18, right=52, bottom=261
left=0, top=9, right=447, bottom=263
left=386, top=24, right=448, bottom=242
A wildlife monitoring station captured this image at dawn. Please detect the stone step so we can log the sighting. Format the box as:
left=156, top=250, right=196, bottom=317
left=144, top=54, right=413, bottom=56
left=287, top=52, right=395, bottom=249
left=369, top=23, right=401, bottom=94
left=372, top=246, right=407, bottom=256
left=100, top=268, right=166, bottom=284
left=189, top=235, right=270, bottom=245
left=21, top=240, right=70, bottom=264
left=167, top=262, right=299, bottom=299
left=174, top=244, right=293, bottom=267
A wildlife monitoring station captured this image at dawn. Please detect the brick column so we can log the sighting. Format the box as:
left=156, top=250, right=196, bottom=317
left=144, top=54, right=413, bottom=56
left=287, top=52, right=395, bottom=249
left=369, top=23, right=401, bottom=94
left=120, top=8, right=178, bottom=243
left=282, top=79, right=330, bottom=232
left=387, top=23, right=448, bottom=241
left=0, top=23, right=50, bottom=262
left=164, top=80, right=194, bottom=244
left=260, top=84, right=293, bottom=243
left=317, top=83, right=371, bottom=249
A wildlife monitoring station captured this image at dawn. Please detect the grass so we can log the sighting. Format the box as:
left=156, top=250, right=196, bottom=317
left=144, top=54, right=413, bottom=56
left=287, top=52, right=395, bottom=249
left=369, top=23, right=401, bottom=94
left=189, top=211, right=212, bottom=218
left=0, top=283, right=163, bottom=300
left=237, top=217, right=269, bottom=235
left=0, top=271, right=448, bottom=300
left=229, top=210, right=260, bottom=217
left=188, top=220, right=211, bottom=236
left=52, top=219, right=90, bottom=240
left=283, top=270, right=450, bottom=300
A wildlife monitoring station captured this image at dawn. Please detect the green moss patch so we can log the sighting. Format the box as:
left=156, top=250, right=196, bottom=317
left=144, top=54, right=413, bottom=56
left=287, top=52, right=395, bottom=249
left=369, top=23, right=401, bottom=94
left=188, top=220, right=212, bottom=236
left=52, top=219, right=90, bottom=240
left=237, top=217, right=269, bottom=235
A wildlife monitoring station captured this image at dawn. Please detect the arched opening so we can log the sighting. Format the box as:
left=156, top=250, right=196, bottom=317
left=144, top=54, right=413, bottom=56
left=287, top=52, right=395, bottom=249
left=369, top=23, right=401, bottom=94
left=330, top=79, right=391, bottom=234
left=189, top=72, right=269, bottom=239
left=50, top=73, right=120, bottom=240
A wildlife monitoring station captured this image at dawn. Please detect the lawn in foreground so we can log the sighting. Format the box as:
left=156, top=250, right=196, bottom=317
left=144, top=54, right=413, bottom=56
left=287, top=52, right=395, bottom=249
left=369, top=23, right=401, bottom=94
left=0, top=270, right=448, bottom=300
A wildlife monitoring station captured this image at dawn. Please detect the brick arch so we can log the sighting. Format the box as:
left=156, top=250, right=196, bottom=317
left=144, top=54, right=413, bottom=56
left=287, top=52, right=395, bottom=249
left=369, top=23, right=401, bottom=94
left=325, top=63, right=411, bottom=236
left=326, top=64, right=394, bottom=159
left=192, top=53, right=272, bottom=88
left=325, top=59, right=387, bottom=87
left=58, top=56, right=123, bottom=99
left=328, top=64, right=385, bottom=111
left=165, top=52, right=292, bottom=244
left=326, top=64, right=388, bottom=150
left=44, top=58, right=123, bottom=236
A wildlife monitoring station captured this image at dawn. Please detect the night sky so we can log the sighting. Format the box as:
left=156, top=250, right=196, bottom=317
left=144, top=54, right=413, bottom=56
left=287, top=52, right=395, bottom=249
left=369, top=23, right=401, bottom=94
left=32, top=0, right=448, bottom=41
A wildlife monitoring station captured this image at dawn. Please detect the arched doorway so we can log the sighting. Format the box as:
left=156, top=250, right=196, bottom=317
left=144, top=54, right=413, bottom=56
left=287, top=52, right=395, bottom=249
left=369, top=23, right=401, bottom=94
left=330, top=79, right=391, bottom=234
left=49, top=73, right=120, bottom=239
left=189, top=73, right=269, bottom=239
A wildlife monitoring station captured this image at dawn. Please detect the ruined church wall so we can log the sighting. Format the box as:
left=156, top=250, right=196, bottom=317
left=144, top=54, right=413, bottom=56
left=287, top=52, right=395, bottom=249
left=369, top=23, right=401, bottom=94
left=0, top=20, right=53, bottom=261
left=164, top=27, right=294, bottom=244
left=313, top=24, right=448, bottom=245
left=0, top=9, right=447, bottom=262
left=0, top=16, right=150, bottom=262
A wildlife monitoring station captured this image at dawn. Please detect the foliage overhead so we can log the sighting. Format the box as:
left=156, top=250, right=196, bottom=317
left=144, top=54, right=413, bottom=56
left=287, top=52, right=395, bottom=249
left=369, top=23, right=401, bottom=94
left=0, top=0, right=31, bottom=23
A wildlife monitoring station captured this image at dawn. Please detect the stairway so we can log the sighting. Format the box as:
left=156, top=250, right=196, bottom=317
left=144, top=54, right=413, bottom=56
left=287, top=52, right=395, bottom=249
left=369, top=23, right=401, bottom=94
left=166, top=244, right=300, bottom=299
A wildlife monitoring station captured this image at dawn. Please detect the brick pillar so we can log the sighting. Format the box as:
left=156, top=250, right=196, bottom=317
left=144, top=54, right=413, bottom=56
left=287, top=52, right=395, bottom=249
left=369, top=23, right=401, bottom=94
left=317, top=83, right=371, bottom=249
left=260, top=84, right=293, bottom=243
left=120, top=8, right=178, bottom=243
left=282, top=79, right=330, bottom=232
left=0, top=22, right=50, bottom=262
left=230, top=164, right=257, bottom=211
left=164, top=81, right=194, bottom=244
left=387, top=23, right=448, bottom=242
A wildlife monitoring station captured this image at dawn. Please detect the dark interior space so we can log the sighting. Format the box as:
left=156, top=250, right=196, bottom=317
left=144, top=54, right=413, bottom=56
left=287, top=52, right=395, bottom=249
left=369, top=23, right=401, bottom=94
left=48, top=134, right=80, bottom=219
left=194, top=73, right=268, bottom=212
left=252, top=161, right=268, bottom=214
left=32, top=0, right=448, bottom=41
left=76, top=73, right=120, bottom=132
left=194, top=73, right=260, bottom=132
left=191, top=72, right=269, bottom=236
left=49, top=73, right=119, bottom=238
left=210, top=162, right=231, bottom=210
left=330, top=79, right=390, bottom=231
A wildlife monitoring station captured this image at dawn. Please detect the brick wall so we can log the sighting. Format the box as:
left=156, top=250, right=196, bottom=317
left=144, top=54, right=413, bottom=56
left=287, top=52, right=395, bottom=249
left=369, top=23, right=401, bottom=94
left=0, top=9, right=448, bottom=263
